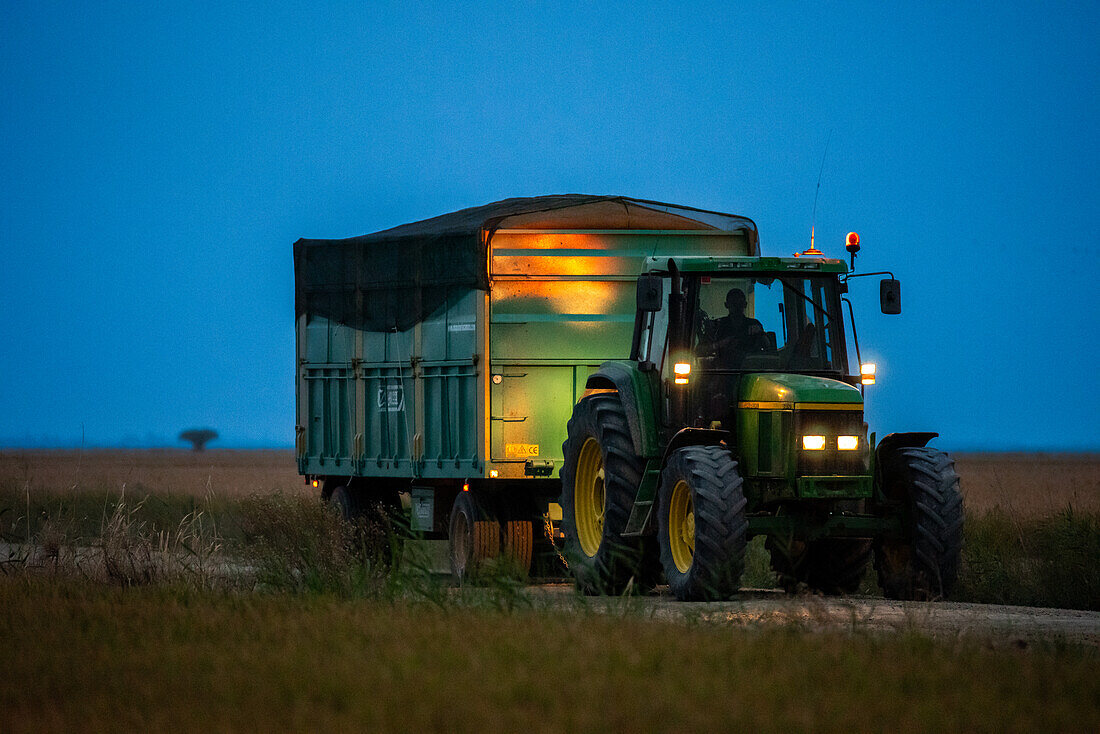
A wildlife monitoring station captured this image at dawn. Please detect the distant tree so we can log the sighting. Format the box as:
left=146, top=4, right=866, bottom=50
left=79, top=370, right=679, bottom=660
left=179, top=428, right=218, bottom=452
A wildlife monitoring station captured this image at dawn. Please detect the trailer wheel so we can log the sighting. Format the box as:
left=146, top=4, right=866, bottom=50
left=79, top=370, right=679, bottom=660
left=329, top=485, right=357, bottom=521
left=875, top=447, right=964, bottom=600
left=503, top=520, right=534, bottom=577
left=328, top=484, right=404, bottom=568
left=560, top=393, right=647, bottom=594
left=657, top=446, right=747, bottom=601
left=449, top=492, right=500, bottom=584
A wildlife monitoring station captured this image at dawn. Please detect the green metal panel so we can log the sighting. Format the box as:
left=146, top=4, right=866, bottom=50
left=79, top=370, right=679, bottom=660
left=488, top=231, right=747, bottom=478
left=739, top=373, right=863, bottom=405
left=299, top=286, right=480, bottom=478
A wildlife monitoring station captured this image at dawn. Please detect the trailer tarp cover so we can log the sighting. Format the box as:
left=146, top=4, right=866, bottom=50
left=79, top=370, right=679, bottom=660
left=294, top=195, right=757, bottom=331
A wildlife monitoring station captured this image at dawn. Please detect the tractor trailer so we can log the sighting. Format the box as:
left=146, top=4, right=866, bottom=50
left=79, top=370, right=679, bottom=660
left=294, top=195, right=963, bottom=598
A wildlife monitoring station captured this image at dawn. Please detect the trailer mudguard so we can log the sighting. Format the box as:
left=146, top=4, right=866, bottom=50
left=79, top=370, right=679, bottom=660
left=584, top=360, right=661, bottom=458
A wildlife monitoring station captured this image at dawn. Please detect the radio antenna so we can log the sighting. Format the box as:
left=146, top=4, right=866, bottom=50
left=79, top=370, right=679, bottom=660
left=810, top=130, right=832, bottom=252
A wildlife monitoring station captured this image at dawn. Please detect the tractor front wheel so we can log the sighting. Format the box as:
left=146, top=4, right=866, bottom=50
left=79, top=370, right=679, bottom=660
left=874, top=446, right=964, bottom=600
left=657, top=446, right=747, bottom=601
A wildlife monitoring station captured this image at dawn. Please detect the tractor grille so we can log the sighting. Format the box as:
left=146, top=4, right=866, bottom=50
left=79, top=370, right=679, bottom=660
left=795, top=409, right=869, bottom=476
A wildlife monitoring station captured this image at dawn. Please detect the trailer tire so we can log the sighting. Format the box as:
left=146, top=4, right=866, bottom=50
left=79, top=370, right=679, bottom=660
left=560, top=393, right=647, bottom=595
left=329, top=485, right=358, bottom=521
left=503, top=520, right=534, bottom=577
left=449, top=492, right=500, bottom=584
left=328, top=484, right=404, bottom=568
left=875, top=447, right=964, bottom=600
left=657, top=446, right=747, bottom=601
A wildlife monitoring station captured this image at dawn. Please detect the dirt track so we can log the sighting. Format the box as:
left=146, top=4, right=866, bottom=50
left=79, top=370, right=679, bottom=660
left=524, top=583, right=1100, bottom=646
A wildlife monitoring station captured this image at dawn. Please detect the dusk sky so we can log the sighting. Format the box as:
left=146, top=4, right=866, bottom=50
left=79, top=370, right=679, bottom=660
left=2, top=3, right=1097, bottom=450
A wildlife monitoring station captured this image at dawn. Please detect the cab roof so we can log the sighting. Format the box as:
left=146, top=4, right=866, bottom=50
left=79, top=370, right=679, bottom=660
left=646, top=255, right=849, bottom=275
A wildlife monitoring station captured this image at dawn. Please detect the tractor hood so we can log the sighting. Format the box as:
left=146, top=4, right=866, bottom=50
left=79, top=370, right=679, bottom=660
left=739, top=373, right=862, bottom=407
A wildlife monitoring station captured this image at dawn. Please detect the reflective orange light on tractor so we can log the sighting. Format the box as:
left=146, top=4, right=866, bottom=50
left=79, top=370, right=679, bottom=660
left=673, top=361, right=691, bottom=385
left=860, top=363, right=877, bottom=385
left=462, top=481, right=469, bottom=492
left=489, top=470, right=499, bottom=478
left=311, top=479, right=319, bottom=488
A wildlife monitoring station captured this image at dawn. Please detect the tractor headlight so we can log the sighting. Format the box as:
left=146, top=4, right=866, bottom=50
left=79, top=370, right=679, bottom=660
left=837, top=435, right=859, bottom=451
left=802, top=435, right=826, bottom=451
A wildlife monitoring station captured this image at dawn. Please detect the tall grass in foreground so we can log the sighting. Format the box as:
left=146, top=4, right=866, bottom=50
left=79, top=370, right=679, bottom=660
left=4, top=485, right=1100, bottom=610
left=954, top=508, right=1100, bottom=610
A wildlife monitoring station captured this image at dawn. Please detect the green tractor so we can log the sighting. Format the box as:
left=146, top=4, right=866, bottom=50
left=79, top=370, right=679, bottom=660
left=559, top=244, right=963, bottom=601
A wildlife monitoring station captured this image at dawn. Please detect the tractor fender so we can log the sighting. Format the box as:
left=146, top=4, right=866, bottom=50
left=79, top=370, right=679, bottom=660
left=661, top=428, right=731, bottom=469
left=873, top=432, right=940, bottom=501
left=875, top=431, right=938, bottom=461
left=583, top=361, right=659, bottom=457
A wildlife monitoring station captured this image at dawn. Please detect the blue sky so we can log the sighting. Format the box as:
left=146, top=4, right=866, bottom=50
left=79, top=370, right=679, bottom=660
left=1, top=2, right=1097, bottom=450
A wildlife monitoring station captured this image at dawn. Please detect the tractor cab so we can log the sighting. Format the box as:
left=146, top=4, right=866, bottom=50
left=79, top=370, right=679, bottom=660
left=631, top=256, right=875, bottom=503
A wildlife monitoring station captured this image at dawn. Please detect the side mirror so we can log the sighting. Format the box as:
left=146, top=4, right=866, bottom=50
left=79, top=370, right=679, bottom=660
left=636, top=274, right=664, bottom=312
left=880, top=278, right=901, bottom=314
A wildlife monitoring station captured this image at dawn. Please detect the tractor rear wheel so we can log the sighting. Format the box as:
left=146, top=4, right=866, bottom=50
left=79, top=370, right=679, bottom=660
left=768, top=537, right=872, bottom=595
left=874, top=447, right=964, bottom=600
left=559, top=393, right=647, bottom=595
left=449, top=492, right=500, bottom=584
left=657, top=446, right=747, bottom=601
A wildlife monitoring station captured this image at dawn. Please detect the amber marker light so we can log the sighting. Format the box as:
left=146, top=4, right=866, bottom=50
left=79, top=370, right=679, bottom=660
left=462, top=481, right=469, bottom=492
left=860, top=363, right=877, bottom=386
left=311, top=479, right=319, bottom=488
left=673, top=362, right=691, bottom=385
left=837, top=436, right=859, bottom=451
left=489, top=470, right=499, bottom=478
left=802, top=435, right=826, bottom=450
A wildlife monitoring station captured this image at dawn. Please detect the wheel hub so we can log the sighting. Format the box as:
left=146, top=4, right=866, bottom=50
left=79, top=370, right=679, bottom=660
left=669, top=479, right=695, bottom=573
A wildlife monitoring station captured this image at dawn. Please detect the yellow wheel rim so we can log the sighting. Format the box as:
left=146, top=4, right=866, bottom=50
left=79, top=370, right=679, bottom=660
left=669, top=479, right=695, bottom=573
left=574, top=437, right=605, bottom=558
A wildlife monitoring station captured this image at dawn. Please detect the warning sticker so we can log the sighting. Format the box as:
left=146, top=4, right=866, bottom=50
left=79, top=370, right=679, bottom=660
left=505, top=443, right=540, bottom=458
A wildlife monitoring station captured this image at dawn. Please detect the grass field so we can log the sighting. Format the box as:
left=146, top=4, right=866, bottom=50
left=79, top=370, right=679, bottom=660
left=1, top=449, right=1098, bottom=731
left=2, top=449, right=1098, bottom=609
left=2, top=578, right=1097, bottom=733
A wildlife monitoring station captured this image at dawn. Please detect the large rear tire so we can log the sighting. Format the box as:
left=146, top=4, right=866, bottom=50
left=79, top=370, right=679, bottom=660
left=559, top=393, right=647, bottom=595
left=874, top=447, right=964, bottom=600
left=657, top=446, right=747, bottom=601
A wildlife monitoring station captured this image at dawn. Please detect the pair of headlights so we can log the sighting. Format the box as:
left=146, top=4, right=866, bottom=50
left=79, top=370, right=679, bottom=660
left=803, top=435, right=859, bottom=451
